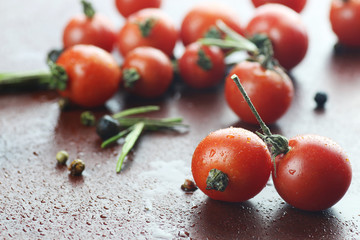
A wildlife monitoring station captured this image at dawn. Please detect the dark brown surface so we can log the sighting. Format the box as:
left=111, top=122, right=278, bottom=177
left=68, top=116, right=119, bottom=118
left=1, top=0, right=360, bottom=239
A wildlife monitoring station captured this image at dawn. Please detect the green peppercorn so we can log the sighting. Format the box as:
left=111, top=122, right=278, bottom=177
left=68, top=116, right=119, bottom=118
left=81, top=111, right=96, bottom=126
left=56, top=150, right=69, bottom=165
left=68, top=159, right=85, bottom=176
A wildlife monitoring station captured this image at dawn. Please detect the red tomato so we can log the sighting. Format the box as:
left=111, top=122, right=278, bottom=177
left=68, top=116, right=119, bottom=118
left=330, top=0, right=360, bottom=47
left=115, top=0, right=162, bottom=18
left=180, top=2, right=244, bottom=46
left=122, top=47, right=173, bottom=98
left=273, top=135, right=352, bottom=211
left=245, top=4, right=308, bottom=70
left=251, top=0, right=307, bottom=13
left=56, top=45, right=121, bottom=107
left=191, top=127, right=272, bottom=202
left=225, top=61, right=293, bottom=124
left=63, top=13, right=117, bottom=53
left=178, top=42, right=225, bottom=89
left=116, top=8, right=178, bottom=57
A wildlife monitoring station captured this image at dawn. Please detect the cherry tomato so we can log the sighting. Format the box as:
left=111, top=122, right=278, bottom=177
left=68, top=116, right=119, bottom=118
left=116, top=8, right=178, bottom=57
left=178, top=42, right=225, bottom=89
left=115, top=0, right=162, bottom=18
left=180, top=2, right=244, bottom=46
left=121, top=47, right=173, bottom=98
left=56, top=45, right=121, bottom=107
left=191, top=127, right=272, bottom=202
left=225, top=61, right=293, bottom=124
left=330, top=0, right=360, bottom=47
left=273, top=135, right=352, bottom=211
left=62, top=4, right=117, bottom=52
left=251, top=0, right=307, bottom=13
left=245, top=4, right=308, bottom=70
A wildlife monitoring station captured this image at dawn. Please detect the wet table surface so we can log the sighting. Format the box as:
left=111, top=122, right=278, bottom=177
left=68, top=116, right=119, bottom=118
left=1, top=0, right=360, bottom=239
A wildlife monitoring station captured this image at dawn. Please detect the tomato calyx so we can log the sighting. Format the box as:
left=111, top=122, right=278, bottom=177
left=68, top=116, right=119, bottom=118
left=81, top=0, right=95, bottom=19
left=137, top=18, right=156, bottom=37
left=231, top=74, right=291, bottom=175
left=206, top=168, right=229, bottom=192
left=247, top=34, right=279, bottom=71
left=47, top=60, right=68, bottom=91
left=123, top=68, right=140, bottom=88
left=204, top=26, right=222, bottom=40
left=197, top=49, right=213, bottom=71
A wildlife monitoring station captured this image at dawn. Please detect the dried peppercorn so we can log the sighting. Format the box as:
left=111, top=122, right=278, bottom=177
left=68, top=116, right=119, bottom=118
left=68, top=159, right=85, bottom=176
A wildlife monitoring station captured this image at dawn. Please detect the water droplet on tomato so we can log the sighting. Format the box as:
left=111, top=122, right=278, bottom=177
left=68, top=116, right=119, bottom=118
left=289, top=169, right=296, bottom=175
left=226, top=135, right=234, bottom=139
left=209, top=149, right=216, bottom=157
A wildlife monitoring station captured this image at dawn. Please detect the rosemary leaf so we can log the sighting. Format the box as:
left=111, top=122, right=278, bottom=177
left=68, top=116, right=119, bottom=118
left=116, top=122, right=145, bottom=173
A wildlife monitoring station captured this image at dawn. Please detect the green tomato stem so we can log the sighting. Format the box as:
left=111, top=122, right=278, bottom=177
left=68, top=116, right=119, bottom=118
left=81, top=0, right=95, bottom=18
left=231, top=74, right=290, bottom=176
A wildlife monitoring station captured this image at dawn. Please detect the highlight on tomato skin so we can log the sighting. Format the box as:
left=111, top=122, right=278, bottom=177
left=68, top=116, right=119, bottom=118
left=62, top=1, right=117, bottom=52
left=180, top=1, right=244, bottom=47
left=116, top=8, right=178, bottom=58
left=273, top=134, right=352, bottom=212
left=56, top=44, right=122, bottom=108
left=224, top=61, right=294, bottom=125
left=251, top=0, right=307, bottom=13
left=245, top=3, right=309, bottom=70
left=191, top=127, right=272, bottom=202
left=329, top=0, right=360, bottom=48
left=121, top=46, right=173, bottom=99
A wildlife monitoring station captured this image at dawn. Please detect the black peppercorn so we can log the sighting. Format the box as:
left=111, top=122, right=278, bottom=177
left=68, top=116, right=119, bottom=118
left=96, top=115, right=120, bottom=140
left=314, top=92, right=328, bottom=109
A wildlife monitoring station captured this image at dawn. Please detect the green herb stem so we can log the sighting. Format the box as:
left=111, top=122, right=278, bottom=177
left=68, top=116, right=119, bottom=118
left=118, top=117, right=186, bottom=131
left=101, top=127, right=133, bottom=148
left=200, top=20, right=259, bottom=54
left=116, top=122, right=145, bottom=173
left=112, top=105, right=160, bottom=119
left=0, top=71, right=52, bottom=90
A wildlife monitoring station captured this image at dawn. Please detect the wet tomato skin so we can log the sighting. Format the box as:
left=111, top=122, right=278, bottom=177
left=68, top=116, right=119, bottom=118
left=116, top=8, right=178, bottom=57
left=122, top=46, right=173, bottom=98
left=251, top=0, right=307, bottom=13
left=245, top=4, right=308, bottom=70
left=180, top=2, right=244, bottom=46
left=273, top=135, right=352, bottom=211
left=191, top=127, right=272, bottom=202
left=56, top=44, right=121, bottom=107
left=63, top=14, right=117, bottom=52
left=225, top=61, right=294, bottom=125
left=178, top=42, right=225, bottom=89
left=330, top=0, right=360, bottom=47
left=115, top=0, right=162, bottom=18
